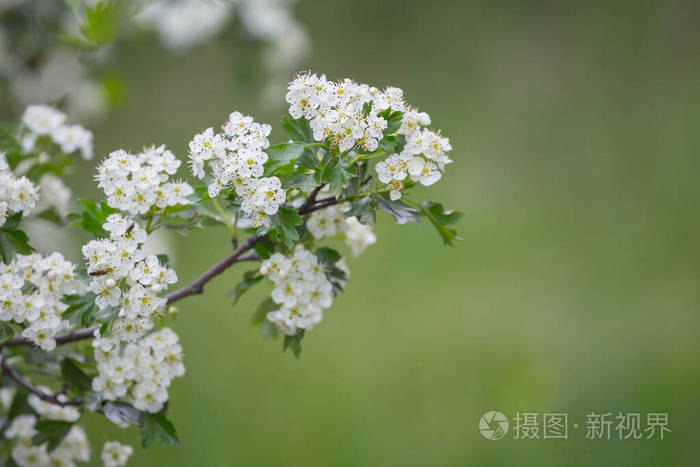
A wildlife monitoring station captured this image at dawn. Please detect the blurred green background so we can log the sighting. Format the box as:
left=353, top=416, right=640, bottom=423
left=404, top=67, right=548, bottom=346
left=73, top=0, right=700, bottom=465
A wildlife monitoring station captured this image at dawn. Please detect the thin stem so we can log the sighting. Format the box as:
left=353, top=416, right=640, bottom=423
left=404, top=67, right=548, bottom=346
left=0, top=357, right=81, bottom=407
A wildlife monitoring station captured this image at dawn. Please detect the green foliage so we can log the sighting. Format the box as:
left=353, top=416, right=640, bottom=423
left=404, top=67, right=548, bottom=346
left=68, top=199, right=117, bottom=238
left=320, top=156, right=357, bottom=196
left=227, top=270, right=264, bottom=305
left=103, top=401, right=140, bottom=427
left=253, top=236, right=275, bottom=259
left=280, top=116, right=315, bottom=143
left=139, top=404, right=180, bottom=448
left=32, top=420, right=74, bottom=451
left=375, top=195, right=421, bottom=225
left=0, top=322, right=15, bottom=342
left=345, top=195, right=376, bottom=225
left=60, top=358, right=93, bottom=391
left=268, top=206, right=303, bottom=248
left=61, top=293, right=119, bottom=334
left=0, top=126, right=31, bottom=169
left=0, top=213, right=33, bottom=264
left=267, top=142, right=306, bottom=164
left=408, top=200, right=462, bottom=246
left=283, top=173, right=317, bottom=192
left=283, top=331, right=304, bottom=358
left=378, top=109, right=404, bottom=136
left=80, top=1, right=122, bottom=47
left=251, top=297, right=277, bottom=326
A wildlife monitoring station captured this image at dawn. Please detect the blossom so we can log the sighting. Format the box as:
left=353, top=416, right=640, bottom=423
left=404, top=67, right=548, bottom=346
left=344, top=217, right=376, bottom=256
left=102, top=441, right=133, bottom=467
left=306, top=204, right=348, bottom=240
left=97, top=145, right=193, bottom=215
left=0, top=153, right=39, bottom=227
left=22, top=105, right=66, bottom=135
left=261, top=245, right=337, bottom=335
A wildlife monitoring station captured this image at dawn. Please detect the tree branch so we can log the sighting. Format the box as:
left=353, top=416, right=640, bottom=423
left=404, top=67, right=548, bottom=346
left=164, top=235, right=260, bottom=305
left=0, top=356, right=81, bottom=407
left=4, top=326, right=99, bottom=347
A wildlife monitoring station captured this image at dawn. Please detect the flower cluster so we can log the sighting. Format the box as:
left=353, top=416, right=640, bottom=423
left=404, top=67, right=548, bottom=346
left=0, top=253, right=81, bottom=350
left=306, top=203, right=376, bottom=257
left=285, top=73, right=452, bottom=200
left=6, top=415, right=91, bottom=466
left=96, top=145, right=193, bottom=215
left=92, top=327, right=185, bottom=414
left=21, top=105, right=93, bottom=159
left=188, top=112, right=285, bottom=227
left=0, top=152, right=39, bottom=228
left=102, top=441, right=134, bottom=467
left=260, top=246, right=334, bottom=335
left=82, top=214, right=177, bottom=343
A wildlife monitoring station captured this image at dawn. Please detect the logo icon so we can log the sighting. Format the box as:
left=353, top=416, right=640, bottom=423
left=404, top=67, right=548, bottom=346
left=479, top=411, right=509, bottom=440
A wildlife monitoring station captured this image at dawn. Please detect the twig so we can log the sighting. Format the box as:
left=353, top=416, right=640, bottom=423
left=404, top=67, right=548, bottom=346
left=4, top=326, right=99, bottom=347
left=0, top=357, right=81, bottom=407
left=298, top=184, right=325, bottom=214
left=164, top=235, right=260, bottom=305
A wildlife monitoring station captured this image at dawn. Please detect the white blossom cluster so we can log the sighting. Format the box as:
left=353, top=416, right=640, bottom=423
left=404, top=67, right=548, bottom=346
left=21, top=105, right=93, bottom=160
left=188, top=112, right=285, bottom=227
left=96, top=145, right=193, bottom=215
left=4, top=389, right=89, bottom=467
left=260, top=246, right=334, bottom=335
left=285, top=73, right=453, bottom=200
left=92, top=327, right=185, bottom=414
left=0, top=253, right=81, bottom=350
left=0, top=152, right=39, bottom=228
left=82, top=214, right=177, bottom=343
left=306, top=203, right=376, bottom=257
left=102, top=441, right=133, bottom=467
left=5, top=414, right=91, bottom=467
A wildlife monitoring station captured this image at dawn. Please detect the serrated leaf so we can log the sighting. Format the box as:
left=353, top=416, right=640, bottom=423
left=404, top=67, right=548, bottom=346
left=139, top=404, right=179, bottom=448
left=268, top=206, right=302, bottom=248
left=0, top=322, right=15, bottom=342
left=80, top=0, right=122, bottom=46
left=321, top=157, right=356, bottom=196
left=283, top=173, right=317, bottom=192
left=374, top=195, right=421, bottom=225
left=345, top=196, right=376, bottom=225
left=0, top=215, right=34, bottom=264
left=60, top=358, right=93, bottom=391
left=267, top=142, right=305, bottom=164
left=72, top=199, right=116, bottom=238
left=61, top=294, right=99, bottom=328
left=280, top=116, right=315, bottom=143
left=104, top=401, right=140, bottom=427
left=378, top=109, right=404, bottom=136
left=32, top=420, right=73, bottom=451
left=227, top=270, right=263, bottom=305
left=282, top=331, right=304, bottom=358
left=253, top=236, right=274, bottom=260
left=314, top=247, right=341, bottom=267
left=407, top=199, right=462, bottom=246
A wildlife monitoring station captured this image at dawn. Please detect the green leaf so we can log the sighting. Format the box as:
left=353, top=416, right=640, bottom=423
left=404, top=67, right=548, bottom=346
left=283, top=173, right=317, bottom=192
left=80, top=0, right=122, bottom=46
left=227, top=270, right=263, bottom=305
left=103, top=401, right=140, bottom=427
left=377, top=109, right=404, bottom=136
left=32, top=420, right=73, bottom=451
left=60, top=358, right=93, bottom=391
left=280, top=116, right=315, bottom=143
left=156, top=254, right=171, bottom=267
left=139, top=404, right=180, bottom=448
left=6, top=389, right=35, bottom=422
left=0, top=322, right=15, bottom=342
left=283, top=331, right=304, bottom=358
left=374, top=195, right=421, bottom=225
left=321, top=157, right=357, bottom=197
left=61, top=294, right=99, bottom=328
left=253, top=236, right=275, bottom=260
left=0, top=214, right=34, bottom=264
left=407, top=199, right=462, bottom=246
left=251, top=297, right=277, bottom=326
left=71, top=199, right=116, bottom=238
left=345, top=196, right=376, bottom=225
left=267, top=142, right=305, bottom=164
left=314, top=247, right=341, bottom=268
left=268, top=206, right=302, bottom=248
left=64, top=0, right=81, bottom=15
left=0, top=126, right=30, bottom=169
left=421, top=201, right=462, bottom=225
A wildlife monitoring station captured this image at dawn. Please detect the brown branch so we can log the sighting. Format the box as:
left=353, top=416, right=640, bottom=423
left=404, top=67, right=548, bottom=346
left=0, top=357, right=81, bottom=407
left=298, top=184, right=326, bottom=214
left=4, top=326, right=99, bottom=347
left=164, top=235, right=260, bottom=305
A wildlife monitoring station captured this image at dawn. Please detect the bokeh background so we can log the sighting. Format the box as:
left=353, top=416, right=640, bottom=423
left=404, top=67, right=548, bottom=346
left=19, top=0, right=700, bottom=465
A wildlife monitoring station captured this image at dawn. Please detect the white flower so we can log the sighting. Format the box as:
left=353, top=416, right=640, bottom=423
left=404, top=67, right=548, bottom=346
left=101, top=441, right=133, bottom=467
left=344, top=217, right=376, bottom=256
left=306, top=204, right=348, bottom=240
left=22, top=105, right=65, bottom=135
left=50, top=123, right=93, bottom=159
